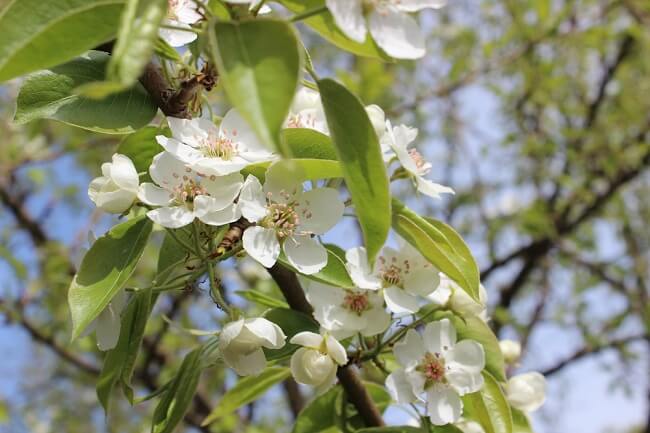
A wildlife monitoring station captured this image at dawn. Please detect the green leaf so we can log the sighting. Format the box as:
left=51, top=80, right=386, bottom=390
left=511, top=408, right=533, bottom=433
left=428, top=310, right=506, bottom=383
left=346, top=382, right=390, bottom=429
left=152, top=348, right=203, bottom=433
left=431, top=426, right=465, bottom=433
left=116, top=126, right=166, bottom=182
left=244, top=158, right=342, bottom=183
left=107, top=0, right=167, bottom=88
left=279, top=243, right=354, bottom=289
left=15, top=51, right=158, bottom=134
left=202, top=366, right=291, bottom=425
left=356, top=428, right=421, bottom=433
left=69, top=215, right=153, bottom=340
left=277, top=0, right=389, bottom=60
left=154, top=37, right=182, bottom=61
left=97, top=288, right=155, bottom=411
left=282, top=128, right=338, bottom=160
left=0, top=0, right=123, bottom=82
left=392, top=199, right=480, bottom=301
left=293, top=386, right=341, bottom=433
left=263, top=308, right=319, bottom=361
left=319, top=78, right=390, bottom=264
left=156, top=229, right=192, bottom=283
left=207, top=19, right=302, bottom=154
left=235, top=290, right=289, bottom=309
left=463, top=371, right=513, bottom=433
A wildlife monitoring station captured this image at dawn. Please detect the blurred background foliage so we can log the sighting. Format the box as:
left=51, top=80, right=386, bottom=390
left=0, top=0, right=649, bottom=432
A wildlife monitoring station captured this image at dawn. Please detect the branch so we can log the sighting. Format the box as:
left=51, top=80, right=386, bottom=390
left=267, top=264, right=385, bottom=427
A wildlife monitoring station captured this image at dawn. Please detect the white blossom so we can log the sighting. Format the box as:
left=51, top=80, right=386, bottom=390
left=386, top=319, right=485, bottom=425
left=285, top=87, right=329, bottom=134
left=506, top=372, right=546, bottom=413
left=428, top=273, right=488, bottom=320
left=289, top=331, right=347, bottom=393
left=325, top=0, right=447, bottom=59
left=305, top=280, right=391, bottom=339
left=160, top=0, right=202, bottom=47
left=382, top=120, right=454, bottom=199
left=366, top=104, right=387, bottom=140
left=81, top=290, right=128, bottom=351
left=219, top=317, right=286, bottom=376
left=499, top=339, right=522, bottom=365
left=138, top=152, right=242, bottom=228
left=345, top=241, right=439, bottom=314
left=88, top=154, right=140, bottom=214
left=239, top=174, right=344, bottom=274
left=158, top=110, right=275, bottom=176
left=456, top=419, right=486, bottom=433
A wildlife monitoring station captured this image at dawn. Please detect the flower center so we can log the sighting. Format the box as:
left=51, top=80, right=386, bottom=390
left=167, top=0, right=179, bottom=19
left=172, top=177, right=207, bottom=205
left=378, top=256, right=411, bottom=287
left=200, top=132, right=238, bottom=160
left=342, top=291, right=371, bottom=316
left=418, top=352, right=447, bottom=384
left=263, top=202, right=300, bottom=238
left=286, top=113, right=318, bottom=129
left=408, top=148, right=431, bottom=175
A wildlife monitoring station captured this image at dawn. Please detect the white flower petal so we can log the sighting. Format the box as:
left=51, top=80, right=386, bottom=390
left=146, top=206, right=195, bottom=228
left=95, top=304, right=121, bottom=351
left=369, top=8, right=426, bottom=59
left=156, top=135, right=203, bottom=165
left=220, top=108, right=271, bottom=154
left=325, top=0, right=366, bottom=42
left=365, top=104, right=386, bottom=139
left=404, top=267, right=439, bottom=296
left=345, top=247, right=382, bottom=290
left=219, top=319, right=245, bottom=348
left=197, top=202, right=241, bottom=226
left=173, top=0, right=202, bottom=23
left=243, top=226, right=280, bottom=268
left=397, top=0, right=448, bottom=12
left=325, top=335, right=348, bottom=365
left=138, top=183, right=173, bottom=206
left=506, top=372, right=546, bottom=413
left=394, top=329, right=425, bottom=367
left=297, top=187, right=344, bottom=234
left=360, top=306, right=391, bottom=337
left=93, top=188, right=137, bottom=214
left=426, top=385, right=463, bottom=425
left=384, top=286, right=420, bottom=314
left=230, top=348, right=268, bottom=376
left=109, top=154, right=139, bottom=191
left=290, top=331, right=323, bottom=348
left=423, top=319, right=457, bottom=354
left=446, top=368, right=484, bottom=396
left=201, top=172, right=244, bottom=207
left=415, top=177, right=455, bottom=199
left=284, top=235, right=328, bottom=275
left=499, top=339, right=522, bottom=364
left=159, top=21, right=197, bottom=47
left=386, top=369, right=418, bottom=404
left=449, top=340, right=485, bottom=374
left=239, top=175, right=268, bottom=223
left=149, top=151, right=187, bottom=189
left=244, top=317, right=286, bottom=349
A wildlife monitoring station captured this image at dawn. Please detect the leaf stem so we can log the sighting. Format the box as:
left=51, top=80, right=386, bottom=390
left=164, top=227, right=196, bottom=254
left=289, top=5, right=327, bottom=23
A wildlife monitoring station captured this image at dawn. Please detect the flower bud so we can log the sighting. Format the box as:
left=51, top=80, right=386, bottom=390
left=499, top=339, right=521, bottom=364
left=365, top=104, right=386, bottom=139
left=289, top=331, right=347, bottom=393
left=88, top=154, right=139, bottom=214
left=429, top=273, right=488, bottom=319
left=506, top=372, right=546, bottom=412
left=219, top=317, right=286, bottom=376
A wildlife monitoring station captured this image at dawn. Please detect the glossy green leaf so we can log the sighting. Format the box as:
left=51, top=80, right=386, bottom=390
left=282, top=128, right=338, bottom=160
left=202, top=366, right=291, bottom=425
left=463, top=371, right=513, bottom=433
left=244, top=158, right=342, bottom=183
left=319, top=78, right=390, bottom=264
left=392, top=199, right=480, bottom=301
left=0, top=0, right=123, bottom=82
left=293, top=386, right=341, bottom=433
left=428, top=310, right=506, bottom=382
left=107, top=0, right=167, bottom=87
left=263, top=308, right=319, bottom=361
left=152, top=348, right=203, bottom=433
left=511, top=408, right=533, bottom=433
left=277, top=0, right=389, bottom=60
left=235, top=290, right=289, bottom=309
left=156, top=229, right=193, bottom=283
left=279, top=243, right=354, bottom=289
left=116, top=126, right=166, bottom=182
left=15, top=51, right=158, bottom=134
left=207, top=19, right=302, bottom=154
left=154, top=37, right=182, bottom=61
left=356, top=428, right=421, bottom=433
left=96, top=288, right=154, bottom=411
left=69, top=215, right=153, bottom=340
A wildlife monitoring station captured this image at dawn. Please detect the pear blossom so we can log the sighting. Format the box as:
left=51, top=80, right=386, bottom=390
left=506, top=372, right=546, bottom=412
left=382, top=120, right=454, bottom=199
left=305, top=280, right=391, bottom=339
left=138, top=152, right=242, bottom=228
left=158, top=110, right=275, bottom=176
left=345, top=242, right=439, bottom=314
left=325, top=0, right=447, bottom=59
left=386, top=319, right=485, bottom=425
left=88, top=154, right=140, bottom=214
left=428, top=273, right=488, bottom=320
left=239, top=175, right=344, bottom=274
left=219, top=317, right=286, bottom=376
left=81, top=290, right=128, bottom=351
left=285, top=87, right=329, bottom=134
left=366, top=104, right=387, bottom=140
left=160, top=0, right=202, bottom=47
left=289, top=331, right=348, bottom=393
left=456, top=419, right=486, bottom=433
left=499, top=339, right=522, bottom=364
